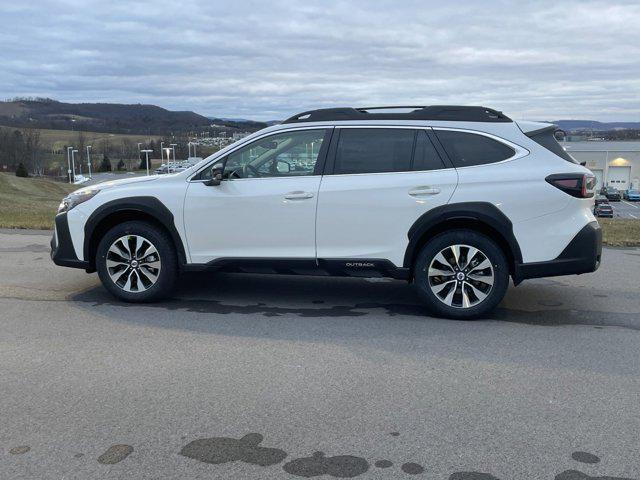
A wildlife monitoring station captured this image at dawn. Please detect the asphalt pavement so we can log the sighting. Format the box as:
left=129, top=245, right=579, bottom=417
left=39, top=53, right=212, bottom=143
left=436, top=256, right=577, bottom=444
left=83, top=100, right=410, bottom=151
left=608, top=199, right=640, bottom=219
left=1, top=229, right=639, bottom=480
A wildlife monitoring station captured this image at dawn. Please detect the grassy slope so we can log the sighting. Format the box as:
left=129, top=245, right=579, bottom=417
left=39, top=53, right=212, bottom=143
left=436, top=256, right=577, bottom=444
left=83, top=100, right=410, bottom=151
left=0, top=125, right=160, bottom=150
left=0, top=173, right=76, bottom=229
left=0, top=173, right=639, bottom=247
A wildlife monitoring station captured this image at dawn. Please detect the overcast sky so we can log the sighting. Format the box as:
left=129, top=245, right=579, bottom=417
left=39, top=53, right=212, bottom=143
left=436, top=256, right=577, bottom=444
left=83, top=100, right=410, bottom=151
left=1, top=0, right=639, bottom=121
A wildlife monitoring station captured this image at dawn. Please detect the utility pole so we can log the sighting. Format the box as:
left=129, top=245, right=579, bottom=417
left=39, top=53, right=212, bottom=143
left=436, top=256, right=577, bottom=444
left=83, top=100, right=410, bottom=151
left=71, top=149, right=78, bottom=183
left=141, top=149, right=153, bottom=176
left=86, top=145, right=92, bottom=179
left=67, top=146, right=74, bottom=183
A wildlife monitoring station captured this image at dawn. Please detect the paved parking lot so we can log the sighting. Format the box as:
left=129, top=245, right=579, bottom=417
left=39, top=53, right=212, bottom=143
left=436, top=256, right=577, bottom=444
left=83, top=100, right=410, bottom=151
left=608, top=199, right=640, bottom=219
left=1, top=229, right=639, bottom=480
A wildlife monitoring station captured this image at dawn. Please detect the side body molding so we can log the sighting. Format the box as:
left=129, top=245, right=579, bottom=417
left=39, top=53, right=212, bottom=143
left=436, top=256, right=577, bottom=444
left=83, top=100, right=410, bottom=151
left=403, top=201, right=523, bottom=272
left=83, top=196, right=187, bottom=268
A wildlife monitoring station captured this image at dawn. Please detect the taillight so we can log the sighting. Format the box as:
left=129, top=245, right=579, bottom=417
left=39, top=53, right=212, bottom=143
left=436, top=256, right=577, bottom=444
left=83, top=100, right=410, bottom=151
left=546, top=173, right=596, bottom=198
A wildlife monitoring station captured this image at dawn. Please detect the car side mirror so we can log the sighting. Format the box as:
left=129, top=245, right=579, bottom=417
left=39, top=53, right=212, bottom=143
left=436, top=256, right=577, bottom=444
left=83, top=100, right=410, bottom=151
left=204, top=166, right=223, bottom=186
left=276, top=160, right=291, bottom=173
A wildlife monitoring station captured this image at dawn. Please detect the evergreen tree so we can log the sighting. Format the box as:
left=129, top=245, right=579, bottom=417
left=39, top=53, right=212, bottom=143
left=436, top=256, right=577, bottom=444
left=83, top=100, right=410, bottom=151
left=116, top=159, right=125, bottom=171
left=15, top=162, right=29, bottom=177
left=99, top=154, right=112, bottom=172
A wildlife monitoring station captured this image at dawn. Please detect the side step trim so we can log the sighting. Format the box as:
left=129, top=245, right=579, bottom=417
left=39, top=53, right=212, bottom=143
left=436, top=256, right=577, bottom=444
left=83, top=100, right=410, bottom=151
left=182, top=257, right=410, bottom=280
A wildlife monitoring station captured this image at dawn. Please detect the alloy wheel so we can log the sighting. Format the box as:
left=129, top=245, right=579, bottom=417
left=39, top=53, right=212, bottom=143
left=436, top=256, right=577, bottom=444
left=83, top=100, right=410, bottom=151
left=106, top=235, right=161, bottom=292
left=426, top=244, right=494, bottom=309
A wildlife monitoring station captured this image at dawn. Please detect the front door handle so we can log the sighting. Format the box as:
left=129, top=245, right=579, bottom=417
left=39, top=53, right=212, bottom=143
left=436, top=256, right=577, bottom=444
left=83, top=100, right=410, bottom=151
left=284, top=191, right=314, bottom=200
left=409, top=186, right=441, bottom=196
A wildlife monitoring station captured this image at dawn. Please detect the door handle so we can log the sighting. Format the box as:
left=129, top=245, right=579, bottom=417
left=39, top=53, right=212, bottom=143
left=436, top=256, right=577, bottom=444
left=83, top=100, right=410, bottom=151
left=284, top=191, right=314, bottom=200
left=409, top=187, right=441, bottom=196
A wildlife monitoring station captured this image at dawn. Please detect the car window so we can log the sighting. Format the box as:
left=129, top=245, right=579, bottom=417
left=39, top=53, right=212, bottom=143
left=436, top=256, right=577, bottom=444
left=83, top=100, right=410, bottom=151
left=413, top=130, right=446, bottom=171
left=198, top=129, right=328, bottom=181
left=333, top=128, right=414, bottom=174
left=434, top=130, right=515, bottom=168
left=224, top=129, right=328, bottom=179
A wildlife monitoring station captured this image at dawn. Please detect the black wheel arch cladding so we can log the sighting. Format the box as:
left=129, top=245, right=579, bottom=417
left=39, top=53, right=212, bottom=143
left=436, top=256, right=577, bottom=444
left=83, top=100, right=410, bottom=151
left=84, top=196, right=187, bottom=269
left=403, top=202, right=523, bottom=272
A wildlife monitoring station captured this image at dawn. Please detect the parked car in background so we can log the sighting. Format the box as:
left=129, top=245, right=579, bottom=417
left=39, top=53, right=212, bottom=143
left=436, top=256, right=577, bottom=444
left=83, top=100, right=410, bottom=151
left=594, top=198, right=614, bottom=218
left=51, top=105, right=601, bottom=320
left=604, top=187, right=621, bottom=201
left=623, top=189, right=640, bottom=201
left=594, top=194, right=608, bottom=206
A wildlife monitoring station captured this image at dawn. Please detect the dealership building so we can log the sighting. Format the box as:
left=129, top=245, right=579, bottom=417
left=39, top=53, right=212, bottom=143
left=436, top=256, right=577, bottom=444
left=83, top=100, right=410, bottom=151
left=562, top=141, right=640, bottom=191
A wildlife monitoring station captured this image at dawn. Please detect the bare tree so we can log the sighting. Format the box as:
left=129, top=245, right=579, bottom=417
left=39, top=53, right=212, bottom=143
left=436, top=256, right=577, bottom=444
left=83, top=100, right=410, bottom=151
left=121, top=138, right=136, bottom=170
left=23, top=128, right=43, bottom=175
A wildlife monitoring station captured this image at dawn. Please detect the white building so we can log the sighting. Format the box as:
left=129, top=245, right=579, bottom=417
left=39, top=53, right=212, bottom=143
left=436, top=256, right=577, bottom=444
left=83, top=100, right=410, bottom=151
left=232, top=132, right=249, bottom=141
left=563, top=141, right=640, bottom=191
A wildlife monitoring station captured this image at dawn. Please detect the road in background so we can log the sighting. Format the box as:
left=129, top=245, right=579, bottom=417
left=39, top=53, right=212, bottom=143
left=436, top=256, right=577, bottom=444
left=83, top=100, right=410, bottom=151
left=1, top=229, right=639, bottom=479
left=83, top=171, right=147, bottom=186
left=612, top=199, right=640, bottom=219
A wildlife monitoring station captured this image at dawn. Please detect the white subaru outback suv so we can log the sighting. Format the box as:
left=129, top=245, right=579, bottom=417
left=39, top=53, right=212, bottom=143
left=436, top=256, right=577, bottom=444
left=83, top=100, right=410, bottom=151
left=51, top=106, right=601, bottom=319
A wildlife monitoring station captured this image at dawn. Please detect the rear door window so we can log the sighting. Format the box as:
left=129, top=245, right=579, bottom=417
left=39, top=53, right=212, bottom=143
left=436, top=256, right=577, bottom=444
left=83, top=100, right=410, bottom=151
left=413, top=130, right=446, bottom=171
left=333, top=128, right=414, bottom=174
left=434, top=130, right=515, bottom=168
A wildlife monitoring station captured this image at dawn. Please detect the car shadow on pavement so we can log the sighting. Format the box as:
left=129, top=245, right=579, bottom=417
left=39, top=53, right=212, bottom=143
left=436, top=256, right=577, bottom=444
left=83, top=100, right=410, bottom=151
left=71, top=271, right=640, bottom=332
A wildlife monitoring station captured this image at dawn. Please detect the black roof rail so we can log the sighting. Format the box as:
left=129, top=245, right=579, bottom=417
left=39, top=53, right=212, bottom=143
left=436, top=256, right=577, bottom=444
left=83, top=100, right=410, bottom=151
left=283, top=105, right=512, bottom=124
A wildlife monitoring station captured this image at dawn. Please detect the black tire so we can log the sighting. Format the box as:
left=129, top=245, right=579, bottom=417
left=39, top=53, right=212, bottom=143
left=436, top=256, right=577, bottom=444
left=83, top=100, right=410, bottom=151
left=413, top=229, right=509, bottom=320
left=96, top=221, right=177, bottom=302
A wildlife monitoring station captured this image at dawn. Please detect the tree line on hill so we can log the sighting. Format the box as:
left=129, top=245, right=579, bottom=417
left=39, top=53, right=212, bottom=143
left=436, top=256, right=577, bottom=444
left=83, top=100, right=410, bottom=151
left=0, top=127, right=43, bottom=177
left=0, top=125, right=216, bottom=179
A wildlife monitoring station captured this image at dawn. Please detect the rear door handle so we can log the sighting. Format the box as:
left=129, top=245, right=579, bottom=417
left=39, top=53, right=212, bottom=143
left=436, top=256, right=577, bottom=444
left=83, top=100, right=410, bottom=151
left=409, top=187, right=441, bottom=196
left=284, top=191, right=314, bottom=200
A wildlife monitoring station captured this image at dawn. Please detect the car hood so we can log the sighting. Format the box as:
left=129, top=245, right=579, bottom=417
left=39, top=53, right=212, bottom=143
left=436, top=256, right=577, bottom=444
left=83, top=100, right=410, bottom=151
left=74, top=175, right=160, bottom=193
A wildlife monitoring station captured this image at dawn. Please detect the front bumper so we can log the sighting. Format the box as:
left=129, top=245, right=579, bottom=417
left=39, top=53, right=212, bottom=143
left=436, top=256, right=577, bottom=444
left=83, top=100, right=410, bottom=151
left=50, top=212, right=89, bottom=269
left=514, top=221, right=602, bottom=283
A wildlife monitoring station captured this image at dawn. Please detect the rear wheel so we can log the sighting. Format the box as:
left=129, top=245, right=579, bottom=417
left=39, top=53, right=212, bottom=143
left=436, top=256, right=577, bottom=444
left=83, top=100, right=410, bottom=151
left=96, top=221, right=177, bottom=302
left=413, top=230, right=509, bottom=319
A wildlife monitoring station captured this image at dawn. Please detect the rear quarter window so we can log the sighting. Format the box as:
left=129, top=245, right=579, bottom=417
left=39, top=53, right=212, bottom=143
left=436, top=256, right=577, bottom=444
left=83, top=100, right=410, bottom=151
left=526, top=127, right=578, bottom=164
left=434, top=130, right=515, bottom=168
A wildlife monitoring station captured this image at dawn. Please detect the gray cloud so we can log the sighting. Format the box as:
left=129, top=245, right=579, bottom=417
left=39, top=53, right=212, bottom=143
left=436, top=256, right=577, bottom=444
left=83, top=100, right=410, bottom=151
left=1, top=0, right=639, bottom=120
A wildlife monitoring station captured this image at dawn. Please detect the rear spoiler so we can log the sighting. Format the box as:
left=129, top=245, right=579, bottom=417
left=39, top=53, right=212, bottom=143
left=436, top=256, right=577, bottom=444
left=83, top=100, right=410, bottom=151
left=517, top=121, right=577, bottom=164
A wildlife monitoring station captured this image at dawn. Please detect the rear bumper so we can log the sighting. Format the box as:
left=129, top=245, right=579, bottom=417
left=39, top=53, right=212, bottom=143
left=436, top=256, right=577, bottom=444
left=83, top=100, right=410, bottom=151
left=50, top=212, right=89, bottom=270
left=514, top=221, right=602, bottom=283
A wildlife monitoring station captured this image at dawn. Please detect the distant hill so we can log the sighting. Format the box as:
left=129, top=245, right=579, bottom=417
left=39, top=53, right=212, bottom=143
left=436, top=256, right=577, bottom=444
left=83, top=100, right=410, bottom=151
left=0, top=98, right=266, bottom=135
left=551, top=120, right=640, bottom=132
left=207, top=117, right=269, bottom=131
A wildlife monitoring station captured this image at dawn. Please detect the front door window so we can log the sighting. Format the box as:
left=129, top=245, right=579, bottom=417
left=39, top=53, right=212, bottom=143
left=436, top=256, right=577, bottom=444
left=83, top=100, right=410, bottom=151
left=222, top=129, right=329, bottom=179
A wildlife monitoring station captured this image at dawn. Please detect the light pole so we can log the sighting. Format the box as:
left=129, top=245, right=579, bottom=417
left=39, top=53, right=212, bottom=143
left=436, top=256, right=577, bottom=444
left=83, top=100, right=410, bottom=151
left=141, top=149, right=153, bottom=176
left=160, top=141, right=165, bottom=163
left=71, top=149, right=78, bottom=183
left=86, top=145, right=92, bottom=179
left=67, top=146, right=74, bottom=183
left=170, top=143, right=177, bottom=162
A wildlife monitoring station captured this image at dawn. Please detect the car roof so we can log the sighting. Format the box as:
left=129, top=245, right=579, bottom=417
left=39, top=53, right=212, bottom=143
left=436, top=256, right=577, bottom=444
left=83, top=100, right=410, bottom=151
left=283, top=106, right=512, bottom=124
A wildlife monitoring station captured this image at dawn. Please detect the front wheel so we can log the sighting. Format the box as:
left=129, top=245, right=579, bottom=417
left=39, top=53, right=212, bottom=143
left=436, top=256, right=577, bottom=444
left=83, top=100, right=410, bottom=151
left=413, top=230, right=509, bottom=319
left=96, top=221, right=178, bottom=302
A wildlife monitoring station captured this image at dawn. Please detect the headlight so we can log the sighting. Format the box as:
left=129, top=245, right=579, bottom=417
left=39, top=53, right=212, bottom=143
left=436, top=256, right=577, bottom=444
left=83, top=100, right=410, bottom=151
left=57, top=188, right=100, bottom=214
